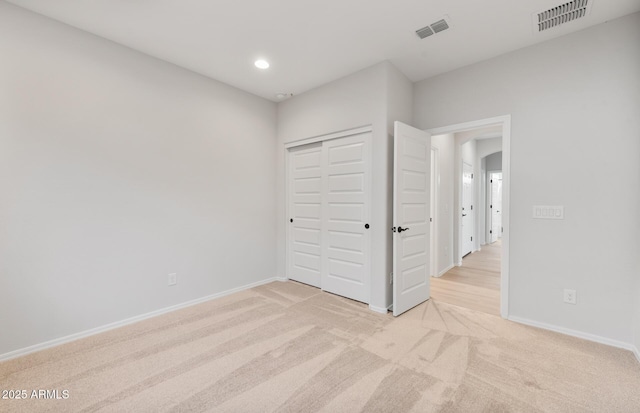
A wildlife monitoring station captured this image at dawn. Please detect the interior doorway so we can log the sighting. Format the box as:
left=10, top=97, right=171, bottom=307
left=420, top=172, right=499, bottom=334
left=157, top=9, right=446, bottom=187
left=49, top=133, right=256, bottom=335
left=426, top=115, right=510, bottom=318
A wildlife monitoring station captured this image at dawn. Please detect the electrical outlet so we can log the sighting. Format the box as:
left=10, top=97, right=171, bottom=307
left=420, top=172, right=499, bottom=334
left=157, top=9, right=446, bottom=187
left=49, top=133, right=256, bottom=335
left=563, top=289, right=576, bottom=304
left=168, top=273, right=177, bottom=286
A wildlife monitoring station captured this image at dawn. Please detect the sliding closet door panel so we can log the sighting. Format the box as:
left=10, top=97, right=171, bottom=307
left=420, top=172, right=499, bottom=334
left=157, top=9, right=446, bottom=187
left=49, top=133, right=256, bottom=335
left=321, top=133, right=371, bottom=303
left=288, top=143, right=323, bottom=287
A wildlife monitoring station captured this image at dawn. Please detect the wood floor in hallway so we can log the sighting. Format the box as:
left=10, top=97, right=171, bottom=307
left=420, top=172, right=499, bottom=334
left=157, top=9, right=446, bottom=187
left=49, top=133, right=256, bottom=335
left=431, top=240, right=501, bottom=316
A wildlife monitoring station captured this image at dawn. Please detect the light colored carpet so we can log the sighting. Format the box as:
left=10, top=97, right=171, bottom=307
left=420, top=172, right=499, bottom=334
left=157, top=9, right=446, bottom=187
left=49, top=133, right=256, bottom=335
left=1, top=281, right=639, bottom=412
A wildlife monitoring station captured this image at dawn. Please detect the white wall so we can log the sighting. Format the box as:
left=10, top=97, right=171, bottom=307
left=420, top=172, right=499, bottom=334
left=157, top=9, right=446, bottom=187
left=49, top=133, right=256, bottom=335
left=0, top=3, right=277, bottom=356
left=486, top=152, right=502, bottom=171
left=477, top=137, right=502, bottom=161
left=430, top=134, right=455, bottom=275
left=414, top=13, right=640, bottom=344
left=459, top=138, right=477, bottom=166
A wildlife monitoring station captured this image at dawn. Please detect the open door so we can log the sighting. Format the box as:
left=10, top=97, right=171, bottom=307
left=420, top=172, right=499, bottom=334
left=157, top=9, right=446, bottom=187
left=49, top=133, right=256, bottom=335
left=393, top=121, right=431, bottom=316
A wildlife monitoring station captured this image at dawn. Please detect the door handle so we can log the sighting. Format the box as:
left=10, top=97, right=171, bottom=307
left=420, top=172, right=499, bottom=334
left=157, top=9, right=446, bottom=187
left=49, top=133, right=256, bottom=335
left=397, top=226, right=410, bottom=233
left=462, top=214, right=467, bottom=217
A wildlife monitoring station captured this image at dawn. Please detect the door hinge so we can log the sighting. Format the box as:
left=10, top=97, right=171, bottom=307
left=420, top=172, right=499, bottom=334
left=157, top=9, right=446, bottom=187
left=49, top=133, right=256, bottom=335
left=490, top=204, right=492, bottom=208
left=470, top=205, right=473, bottom=210
left=490, top=230, right=492, bottom=234
left=490, top=179, right=493, bottom=183
left=430, top=217, right=432, bottom=222
left=471, top=173, right=474, bottom=179
left=471, top=236, right=473, bottom=241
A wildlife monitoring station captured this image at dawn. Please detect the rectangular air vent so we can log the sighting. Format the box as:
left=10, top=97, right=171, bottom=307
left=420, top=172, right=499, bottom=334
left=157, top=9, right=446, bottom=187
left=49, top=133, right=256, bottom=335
left=416, top=16, right=451, bottom=39
left=430, top=19, right=449, bottom=34
left=416, top=26, right=434, bottom=39
left=534, top=0, right=592, bottom=32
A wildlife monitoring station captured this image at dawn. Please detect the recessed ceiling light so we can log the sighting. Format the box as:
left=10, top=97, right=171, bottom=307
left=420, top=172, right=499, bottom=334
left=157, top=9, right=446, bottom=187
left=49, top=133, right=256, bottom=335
left=254, top=59, right=269, bottom=69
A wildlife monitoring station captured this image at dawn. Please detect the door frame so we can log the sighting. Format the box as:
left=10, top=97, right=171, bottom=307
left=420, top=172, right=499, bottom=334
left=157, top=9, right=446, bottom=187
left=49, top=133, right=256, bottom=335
left=284, top=125, right=374, bottom=298
left=427, top=115, right=511, bottom=319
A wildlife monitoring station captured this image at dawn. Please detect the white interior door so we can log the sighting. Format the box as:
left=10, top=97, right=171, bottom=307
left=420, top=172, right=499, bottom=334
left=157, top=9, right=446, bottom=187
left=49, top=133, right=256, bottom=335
left=393, top=121, right=431, bottom=316
left=287, top=143, right=323, bottom=287
left=461, top=162, right=473, bottom=256
left=430, top=148, right=436, bottom=277
left=490, top=172, right=502, bottom=243
left=321, top=133, right=371, bottom=303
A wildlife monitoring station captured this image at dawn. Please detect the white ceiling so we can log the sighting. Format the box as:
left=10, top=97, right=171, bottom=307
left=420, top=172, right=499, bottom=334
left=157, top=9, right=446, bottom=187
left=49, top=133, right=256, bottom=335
left=6, top=0, right=640, bottom=101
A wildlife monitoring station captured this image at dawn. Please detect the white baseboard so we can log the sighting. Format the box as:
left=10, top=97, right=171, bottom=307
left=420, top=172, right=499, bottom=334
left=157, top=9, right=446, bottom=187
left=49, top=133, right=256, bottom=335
left=0, top=277, right=286, bottom=363
left=508, top=315, right=637, bottom=354
left=369, top=304, right=391, bottom=314
left=435, top=264, right=454, bottom=277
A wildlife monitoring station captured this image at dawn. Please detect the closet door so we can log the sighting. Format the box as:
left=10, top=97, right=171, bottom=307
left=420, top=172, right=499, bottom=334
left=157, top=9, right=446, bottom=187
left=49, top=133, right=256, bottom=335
left=287, top=143, right=323, bottom=287
left=321, top=133, right=371, bottom=303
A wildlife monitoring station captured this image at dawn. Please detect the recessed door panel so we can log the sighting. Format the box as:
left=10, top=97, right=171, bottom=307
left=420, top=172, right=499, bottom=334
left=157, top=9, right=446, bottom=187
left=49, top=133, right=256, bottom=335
left=328, top=173, right=364, bottom=193
left=294, top=177, right=322, bottom=194
left=328, top=203, right=364, bottom=223
left=328, top=142, right=364, bottom=165
left=402, top=234, right=427, bottom=258
left=328, top=230, right=364, bottom=253
left=403, top=171, right=427, bottom=192
left=327, top=258, right=364, bottom=283
left=294, top=150, right=322, bottom=170
left=293, top=203, right=321, bottom=220
left=402, top=203, right=427, bottom=225
left=293, top=227, right=321, bottom=246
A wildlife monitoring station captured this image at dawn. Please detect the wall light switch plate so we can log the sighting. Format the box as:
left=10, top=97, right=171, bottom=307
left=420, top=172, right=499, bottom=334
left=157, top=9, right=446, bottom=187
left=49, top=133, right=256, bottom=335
left=533, top=205, right=564, bottom=220
left=168, top=273, right=177, bottom=286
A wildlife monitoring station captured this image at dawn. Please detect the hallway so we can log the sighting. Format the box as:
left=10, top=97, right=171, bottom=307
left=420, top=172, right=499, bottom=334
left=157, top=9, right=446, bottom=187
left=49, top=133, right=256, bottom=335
left=431, top=240, right=501, bottom=316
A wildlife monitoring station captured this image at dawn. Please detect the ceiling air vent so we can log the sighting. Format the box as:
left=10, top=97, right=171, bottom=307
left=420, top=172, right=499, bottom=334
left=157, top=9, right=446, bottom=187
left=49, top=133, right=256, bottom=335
left=534, top=0, right=593, bottom=32
left=431, top=19, right=449, bottom=34
left=416, top=26, right=434, bottom=39
left=416, top=16, right=451, bottom=39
